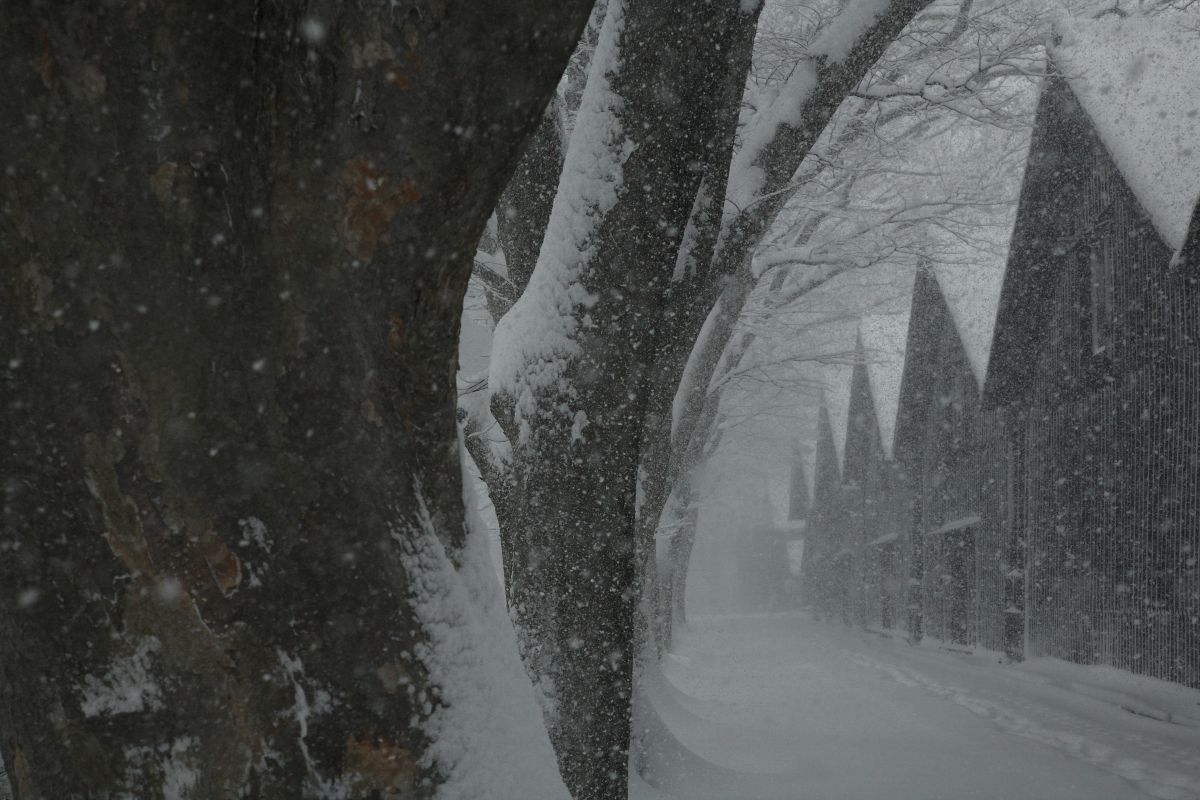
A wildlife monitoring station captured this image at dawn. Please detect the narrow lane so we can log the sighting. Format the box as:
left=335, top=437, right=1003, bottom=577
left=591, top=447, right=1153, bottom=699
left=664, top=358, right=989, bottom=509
left=636, top=613, right=1200, bottom=799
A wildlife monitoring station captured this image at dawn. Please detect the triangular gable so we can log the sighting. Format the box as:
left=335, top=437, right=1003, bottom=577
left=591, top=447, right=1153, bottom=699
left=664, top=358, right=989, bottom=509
left=799, top=436, right=817, bottom=504
left=812, top=395, right=842, bottom=506
left=983, top=55, right=1183, bottom=408
left=930, top=245, right=1008, bottom=391
left=842, top=332, right=881, bottom=484
left=821, top=360, right=854, bottom=474
left=859, top=312, right=908, bottom=459
left=894, top=266, right=967, bottom=460
left=1054, top=13, right=1200, bottom=252
left=788, top=442, right=812, bottom=521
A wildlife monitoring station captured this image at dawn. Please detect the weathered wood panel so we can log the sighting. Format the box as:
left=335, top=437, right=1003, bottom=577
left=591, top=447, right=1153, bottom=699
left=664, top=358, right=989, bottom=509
left=1007, top=76, right=1199, bottom=688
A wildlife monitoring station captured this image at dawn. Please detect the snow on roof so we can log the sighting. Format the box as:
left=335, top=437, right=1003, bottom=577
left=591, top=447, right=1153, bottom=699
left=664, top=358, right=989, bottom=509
left=859, top=312, right=909, bottom=459
left=932, top=260, right=1003, bottom=390
left=927, top=205, right=1016, bottom=389
left=1054, top=13, right=1200, bottom=251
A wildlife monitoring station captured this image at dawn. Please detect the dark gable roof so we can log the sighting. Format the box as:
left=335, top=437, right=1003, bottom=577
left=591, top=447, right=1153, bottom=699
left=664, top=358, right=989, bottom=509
left=812, top=397, right=841, bottom=501
left=1054, top=14, right=1200, bottom=253
left=788, top=442, right=811, bottom=520
left=1182, top=199, right=1200, bottom=275
left=893, top=265, right=957, bottom=460
left=985, top=15, right=1200, bottom=408
left=842, top=334, right=880, bottom=485
left=982, top=73, right=1111, bottom=408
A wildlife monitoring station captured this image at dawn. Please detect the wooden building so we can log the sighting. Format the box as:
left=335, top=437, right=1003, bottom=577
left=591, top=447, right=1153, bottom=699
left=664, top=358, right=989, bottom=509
left=801, top=277, right=1015, bottom=653
left=794, top=15, right=1200, bottom=687
left=983, top=16, right=1200, bottom=687
left=894, top=266, right=1016, bottom=653
left=800, top=393, right=855, bottom=623
left=841, top=321, right=910, bottom=632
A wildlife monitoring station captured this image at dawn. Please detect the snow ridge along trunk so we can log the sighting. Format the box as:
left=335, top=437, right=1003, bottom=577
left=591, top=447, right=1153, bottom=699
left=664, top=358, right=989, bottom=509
left=0, top=1, right=591, bottom=797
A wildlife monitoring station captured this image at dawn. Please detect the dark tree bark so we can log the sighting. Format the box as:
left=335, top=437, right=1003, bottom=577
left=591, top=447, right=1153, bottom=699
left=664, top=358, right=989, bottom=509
left=0, top=1, right=591, bottom=797
left=488, top=1, right=759, bottom=797
left=631, top=5, right=761, bottom=656
left=497, top=99, right=566, bottom=300
left=462, top=102, right=565, bottom=576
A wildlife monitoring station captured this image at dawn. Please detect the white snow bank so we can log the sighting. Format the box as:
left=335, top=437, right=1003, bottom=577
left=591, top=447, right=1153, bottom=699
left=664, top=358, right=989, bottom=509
left=850, top=635, right=1200, bottom=800
left=1054, top=13, right=1200, bottom=251
left=1015, top=657, right=1200, bottom=730
left=634, top=662, right=804, bottom=799
left=858, top=312, right=908, bottom=458
left=397, top=479, right=568, bottom=800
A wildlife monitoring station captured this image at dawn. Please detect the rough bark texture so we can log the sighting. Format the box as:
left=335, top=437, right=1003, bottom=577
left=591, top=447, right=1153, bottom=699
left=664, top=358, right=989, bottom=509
left=463, top=102, right=564, bottom=572
left=0, top=1, right=590, bottom=797
left=490, top=2, right=758, bottom=797
left=632, top=4, right=761, bottom=655
left=497, top=99, right=565, bottom=301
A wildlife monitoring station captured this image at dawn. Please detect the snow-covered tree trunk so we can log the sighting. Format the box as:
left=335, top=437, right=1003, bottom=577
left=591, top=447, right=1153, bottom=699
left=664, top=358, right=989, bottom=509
left=497, top=99, right=566, bottom=307
left=0, top=2, right=590, bottom=797
left=488, top=1, right=759, bottom=797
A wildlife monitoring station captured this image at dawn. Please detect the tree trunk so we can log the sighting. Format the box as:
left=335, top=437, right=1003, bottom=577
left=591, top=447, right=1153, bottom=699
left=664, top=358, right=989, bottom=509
left=658, top=475, right=700, bottom=650
left=0, top=2, right=590, bottom=797
left=489, top=1, right=758, bottom=796
left=497, top=99, right=566, bottom=303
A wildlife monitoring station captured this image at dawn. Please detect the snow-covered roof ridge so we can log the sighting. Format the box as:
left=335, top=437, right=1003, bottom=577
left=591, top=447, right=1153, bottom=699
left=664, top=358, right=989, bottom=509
left=858, top=311, right=909, bottom=459
left=1053, top=12, right=1200, bottom=251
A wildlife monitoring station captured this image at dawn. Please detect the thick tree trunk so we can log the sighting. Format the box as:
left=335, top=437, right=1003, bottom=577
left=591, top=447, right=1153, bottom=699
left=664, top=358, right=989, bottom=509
left=497, top=99, right=566, bottom=301
left=489, top=1, right=758, bottom=797
left=631, top=6, right=761, bottom=656
left=0, top=2, right=590, bottom=797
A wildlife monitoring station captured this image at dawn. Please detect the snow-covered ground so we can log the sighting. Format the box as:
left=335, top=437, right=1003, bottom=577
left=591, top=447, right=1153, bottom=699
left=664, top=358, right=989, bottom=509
left=634, top=613, right=1200, bottom=799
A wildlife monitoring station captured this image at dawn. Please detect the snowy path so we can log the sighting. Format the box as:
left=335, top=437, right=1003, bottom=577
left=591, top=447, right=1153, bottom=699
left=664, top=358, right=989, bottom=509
left=633, top=613, right=1200, bottom=799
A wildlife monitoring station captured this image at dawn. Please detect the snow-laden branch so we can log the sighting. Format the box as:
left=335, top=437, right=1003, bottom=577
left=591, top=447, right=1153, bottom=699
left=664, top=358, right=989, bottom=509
left=488, top=2, right=629, bottom=444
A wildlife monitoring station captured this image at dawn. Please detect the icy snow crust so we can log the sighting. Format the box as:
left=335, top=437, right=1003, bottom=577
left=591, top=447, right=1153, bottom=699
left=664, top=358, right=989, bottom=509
left=489, top=1, right=630, bottom=443
left=1054, top=14, right=1200, bottom=251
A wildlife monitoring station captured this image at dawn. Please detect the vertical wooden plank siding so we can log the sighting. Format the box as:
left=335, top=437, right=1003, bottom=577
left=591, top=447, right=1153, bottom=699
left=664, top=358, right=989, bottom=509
left=1020, top=83, right=1199, bottom=687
